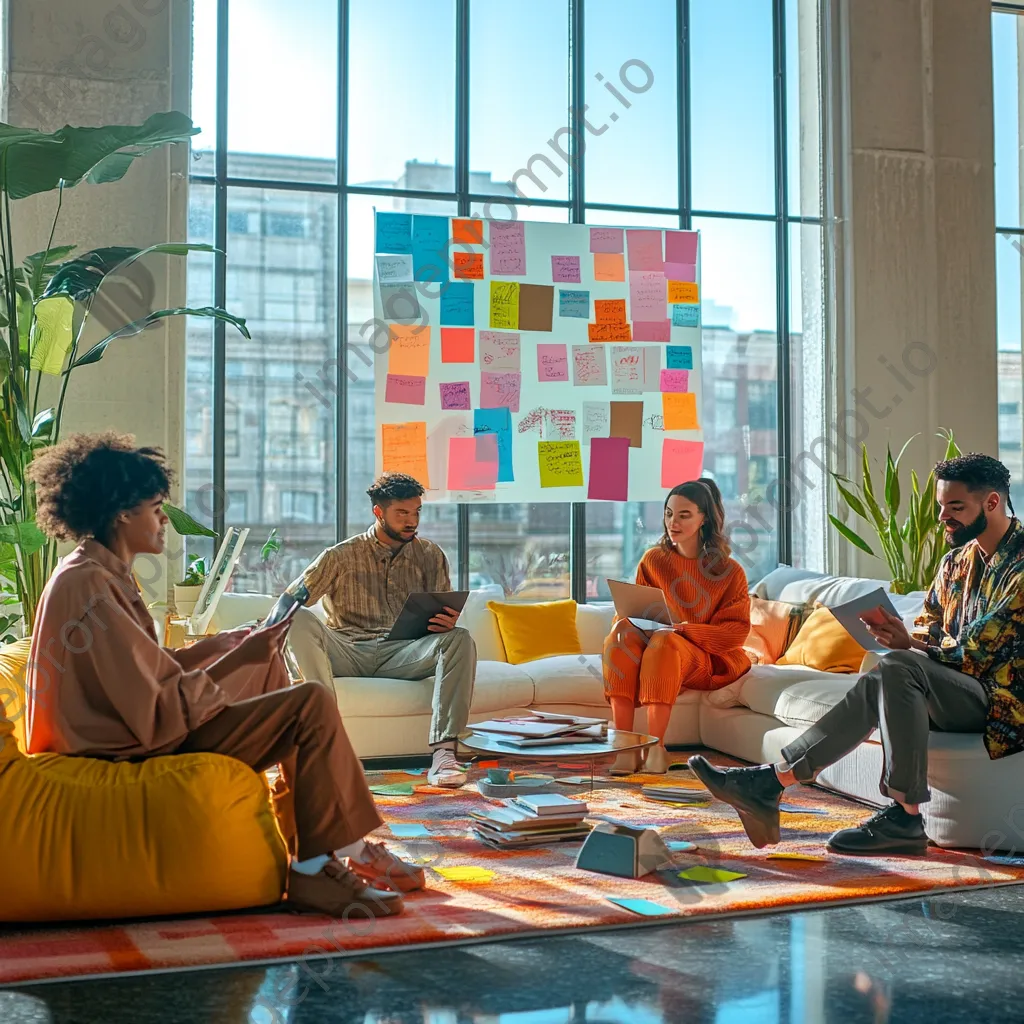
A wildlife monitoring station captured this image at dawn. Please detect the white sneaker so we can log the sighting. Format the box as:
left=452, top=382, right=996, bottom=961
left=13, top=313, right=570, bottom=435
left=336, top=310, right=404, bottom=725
left=427, top=747, right=467, bottom=788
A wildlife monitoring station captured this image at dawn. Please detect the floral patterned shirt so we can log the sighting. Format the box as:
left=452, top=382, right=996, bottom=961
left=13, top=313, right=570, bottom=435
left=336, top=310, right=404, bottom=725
left=915, top=517, right=1024, bottom=759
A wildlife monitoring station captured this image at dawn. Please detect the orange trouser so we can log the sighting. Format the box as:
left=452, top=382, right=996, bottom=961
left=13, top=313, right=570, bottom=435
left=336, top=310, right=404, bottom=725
left=602, top=620, right=713, bottom=707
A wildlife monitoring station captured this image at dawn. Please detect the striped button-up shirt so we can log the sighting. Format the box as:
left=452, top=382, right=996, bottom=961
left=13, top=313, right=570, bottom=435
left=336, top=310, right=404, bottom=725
left=302, top=525, right=451, bottom=641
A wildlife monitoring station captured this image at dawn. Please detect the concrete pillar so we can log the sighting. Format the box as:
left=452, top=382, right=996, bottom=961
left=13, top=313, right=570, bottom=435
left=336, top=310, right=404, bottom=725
left=834, top=0, right=997, bottom=577
left=2, top=0, right=192, bottom=602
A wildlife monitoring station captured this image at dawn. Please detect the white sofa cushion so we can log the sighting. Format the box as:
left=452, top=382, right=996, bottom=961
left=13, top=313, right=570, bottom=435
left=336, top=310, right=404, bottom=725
left=524, top=654, right=608, bottom=706
left=458, top=587, right=507, bottom=662
left=577, top=602, right=615, bottom=655
left=739, top=663, right=862, bottom=728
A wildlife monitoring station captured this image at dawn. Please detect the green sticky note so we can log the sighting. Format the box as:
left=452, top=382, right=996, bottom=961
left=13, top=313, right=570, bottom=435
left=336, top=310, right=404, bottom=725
left=369, top=782, right=415, bottom=796
left=678, top=866, right=747, bottom=884
left=607, top=897, right=676, bottom=917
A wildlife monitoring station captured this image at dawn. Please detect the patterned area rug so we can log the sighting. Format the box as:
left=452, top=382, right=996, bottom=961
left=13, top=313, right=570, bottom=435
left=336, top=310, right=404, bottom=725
left=3, top=752, right=1022, bottom=986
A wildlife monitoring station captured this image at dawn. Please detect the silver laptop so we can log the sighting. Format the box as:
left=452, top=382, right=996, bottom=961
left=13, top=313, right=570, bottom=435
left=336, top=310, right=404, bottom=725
left=606, top=579, right=677, bottom=632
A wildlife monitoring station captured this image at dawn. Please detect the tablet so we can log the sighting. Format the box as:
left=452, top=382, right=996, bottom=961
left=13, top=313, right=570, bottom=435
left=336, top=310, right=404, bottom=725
left=259, top=580, right=310, bottom=631
left=387, top=591, right=471, bottom=642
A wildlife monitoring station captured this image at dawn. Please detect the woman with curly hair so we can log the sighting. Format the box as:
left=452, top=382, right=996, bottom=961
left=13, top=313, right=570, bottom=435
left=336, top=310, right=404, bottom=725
left=24, top=432, right=421, bottom=917
left=602, top=478, right=751, bottom=774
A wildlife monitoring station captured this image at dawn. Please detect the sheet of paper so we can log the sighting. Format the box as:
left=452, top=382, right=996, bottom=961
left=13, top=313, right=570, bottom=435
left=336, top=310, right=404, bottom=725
left=666, top=345, right=693, bottom=370
left=379, top=283, right=421, bottom=322
left=590, top=227, right=624, bottom=253
left=474, top=407, right=514, bottom=482
left=388, top=324, right=431, bottom=377
left=610, top=400, right=644, bottom=448
left=390, top=823, right=431, bottom=837
left=375, top=212, right=413, bottom=254
left=544, top=409, right=577, bottom=440
left=611, top=346, right=644, bottom=395
left=826, top=588, right=901, bottom=654
left=678, top=866, right=747, bottom=884
left=630, top=270, right=667, bottom=321
left=440, top=281, right=475, bottom=326
left=385, top=373, right=426, bottom=405
left=665, top=261, right=697, bottom=283
left=439, top=381, right=471, bottom=410
left=480, top=330, right=521, bottom=371
left=626, top=229, right=664, bottom=272
left=661, top=439, right=704, bottom=488
left=661, top=369, right=689, bottom=392
left=452, top=218, right=483, bottom=244
left=412, top=214, right=449, bottom=283
left=588, top=322, right=632, bottom=343
left=767, top=852, right=827, bottom=863
left=595, top=298, right=627, bottom=324
left=381, top=422, right=429, bottom=486
left=572, top=344, right=608, bottom=386
left=538, top=440, right=584, bottom=488
left=593, top=252, right=626, bottom=281
left=489, top=220, right=526, bottom=275
left=369, top=782, right=415, bottom=796
left=588, top=436, right=630, bottom=500
left=480, top=370, right=522, bottom=412
left=440, top=327, right=475, bottom=363
left=666, top=840, right=698, bottom=852
left=662, top=392, right=700, bottom=430
left=537, top=343, right=569, bottom=381
left=582, top=401, right=610, bottom=444
left=519, top=283, right=554, bottom=331
left=435, top=866, right=496, bottom=883
left=551, top=255, right=581, bottom=282
left=642, top=346, right=662, bottom=393
left=607, top=897, right=675, bottom=917
left=376, top=253, right=413, bottom=284
left=518, top=407, right=545, bottom=435
left=490, top=281, right=520, bottom=329
left=633, top=320, right=671, bottom=343
left=672, top=304, right=700, bottom=327
left=778, top=803, right=830, bottom=816
left=454, top=251, right=484, bottom=279
left=559, top=289, right=590, bottom=319
left=665, top=230, right=698, bottom=264
left=448, top=434, right=499, bottom=491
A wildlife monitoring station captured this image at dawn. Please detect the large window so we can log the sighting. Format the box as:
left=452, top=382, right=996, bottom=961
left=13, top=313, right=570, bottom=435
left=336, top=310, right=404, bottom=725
left=188, top=0, right=827, bottom=597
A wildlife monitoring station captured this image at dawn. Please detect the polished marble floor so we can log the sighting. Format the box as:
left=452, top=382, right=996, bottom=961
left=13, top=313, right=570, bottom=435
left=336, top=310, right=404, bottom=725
left=5, top=883, right=1024, bottom=1024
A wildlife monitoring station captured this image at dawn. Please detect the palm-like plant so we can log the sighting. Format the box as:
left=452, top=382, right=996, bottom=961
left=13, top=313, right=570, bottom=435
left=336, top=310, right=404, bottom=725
left=0, top=112, right=248, bottom=632
left=828, top=429, right=961, bottom=595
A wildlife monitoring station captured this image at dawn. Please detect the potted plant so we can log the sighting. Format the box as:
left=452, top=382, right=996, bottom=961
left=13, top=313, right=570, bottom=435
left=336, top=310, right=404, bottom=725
left=0, top=111, right=249, bottom=634
left=828, top=429, right=961, bottom=594
left=173, top=557, right=209, bottom=617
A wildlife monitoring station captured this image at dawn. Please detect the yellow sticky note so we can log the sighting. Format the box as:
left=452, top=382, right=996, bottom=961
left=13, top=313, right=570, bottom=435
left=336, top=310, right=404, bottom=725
left=387, top=324, right=431, bottom=377
left=668, top=281, right=699, bottom=304
left=30, top=296, right=74, bottom=375
left=538, top=440, right=584, bottom=488
left=678, top=866, right=747, bottom=883
left=435, top=866, right=496, bottom=883
left=662, top=392, right=699, bottom=430
left=381, top=421, right=430, bottom=488
left=767, top=853, right=827, bottom=863
left=490, top=281, right=520, bottom=329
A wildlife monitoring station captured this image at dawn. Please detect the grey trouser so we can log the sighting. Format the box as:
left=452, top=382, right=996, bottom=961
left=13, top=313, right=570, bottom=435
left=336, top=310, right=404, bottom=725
left=780, top=649, right=988, bottom=805
left=288, top=608, right=476, bottom=747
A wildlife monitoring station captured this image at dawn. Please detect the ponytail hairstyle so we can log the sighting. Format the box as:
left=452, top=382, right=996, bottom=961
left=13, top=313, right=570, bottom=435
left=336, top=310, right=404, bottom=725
left=661, top=478, right=732, bottom=559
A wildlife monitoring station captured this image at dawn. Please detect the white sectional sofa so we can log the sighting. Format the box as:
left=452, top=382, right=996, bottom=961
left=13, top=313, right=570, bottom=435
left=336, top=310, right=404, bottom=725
left=211, top=570, right=1024, bottom=852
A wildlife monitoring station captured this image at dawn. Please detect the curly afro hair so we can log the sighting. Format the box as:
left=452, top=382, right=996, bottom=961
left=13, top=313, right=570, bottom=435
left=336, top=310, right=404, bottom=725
left=366, top=471, right=424, bottom=509
left=934, top=452, right=1014, bottom=512
left=28, top=432, right=174, bottom=543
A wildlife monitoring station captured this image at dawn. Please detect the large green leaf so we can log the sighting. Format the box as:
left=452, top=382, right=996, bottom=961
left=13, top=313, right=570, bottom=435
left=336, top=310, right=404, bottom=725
left=0, top=521, right=46, bottom=556
left=23, top=244, right=77, bottom=299
left=29, top=295, right=74, bottom=375
left=163, top=502, right=217, bottom=538
left=828, top=514, right=876, bottom=556
left=884, top=445, right=900, bottom=517
left=69, top=306, right=250, bottom=369
left=832, top=476, right=870, bottom=521
left=0, top=112, right=199, bottom=200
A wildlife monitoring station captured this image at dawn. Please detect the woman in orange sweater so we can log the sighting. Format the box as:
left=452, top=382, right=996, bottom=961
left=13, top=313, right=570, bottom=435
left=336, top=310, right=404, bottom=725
left=603, top=479, right=751, bottom=774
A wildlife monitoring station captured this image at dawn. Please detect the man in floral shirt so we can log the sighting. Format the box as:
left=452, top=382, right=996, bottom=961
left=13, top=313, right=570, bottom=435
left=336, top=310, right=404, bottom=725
left=689, top=454, right=1023, bottom=856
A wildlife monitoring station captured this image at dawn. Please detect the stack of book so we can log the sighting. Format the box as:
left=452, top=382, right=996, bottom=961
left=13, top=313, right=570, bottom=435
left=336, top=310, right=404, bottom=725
left=642, top=783, right=711, bottom=805
left=470, top=712, right=608, bottom=748
left=470, top=793, right=592, bottom=849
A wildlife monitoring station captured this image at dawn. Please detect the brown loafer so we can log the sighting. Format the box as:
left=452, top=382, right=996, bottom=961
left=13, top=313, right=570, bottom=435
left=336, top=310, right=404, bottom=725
left=287, top=856, right=404, bottom=917
left=346, top=840, right=426, bottom=893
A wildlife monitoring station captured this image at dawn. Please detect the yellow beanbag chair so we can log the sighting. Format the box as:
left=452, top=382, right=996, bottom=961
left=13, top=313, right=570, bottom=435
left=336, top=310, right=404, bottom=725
left=0, top=640, right=288, bottom=922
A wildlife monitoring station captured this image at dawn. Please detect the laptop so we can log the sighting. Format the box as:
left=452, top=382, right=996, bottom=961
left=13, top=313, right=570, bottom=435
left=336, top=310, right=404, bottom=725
left=606, top=579, right=677, bottom=633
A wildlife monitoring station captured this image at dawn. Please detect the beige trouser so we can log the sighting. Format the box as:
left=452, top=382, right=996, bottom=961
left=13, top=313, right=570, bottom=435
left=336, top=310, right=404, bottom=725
left=288, top=608, right=477, bottom=747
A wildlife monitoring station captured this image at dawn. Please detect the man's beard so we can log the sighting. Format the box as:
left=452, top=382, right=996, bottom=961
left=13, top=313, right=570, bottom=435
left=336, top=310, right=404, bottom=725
left=379, top=519, right=415, bottom=544
left=945, top=509, right=987, bottom=548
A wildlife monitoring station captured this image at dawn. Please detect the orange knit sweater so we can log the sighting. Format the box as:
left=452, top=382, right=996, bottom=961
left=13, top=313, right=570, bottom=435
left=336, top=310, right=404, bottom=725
left=632, top=545, right=752, bottom=687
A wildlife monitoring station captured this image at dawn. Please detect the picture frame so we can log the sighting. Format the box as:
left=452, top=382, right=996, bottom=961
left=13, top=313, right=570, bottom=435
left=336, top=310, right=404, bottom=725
left=189, top=527, right=250, bottom=636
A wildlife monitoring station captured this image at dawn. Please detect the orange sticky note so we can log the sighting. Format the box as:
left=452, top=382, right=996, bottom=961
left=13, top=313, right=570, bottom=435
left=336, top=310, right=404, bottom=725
left=588, top=322, right=632, bottom=342
left=594, top=298, right=627, bottom=324
left=662, top=392, right=699, bottom=430
left=594, top=252, right=626, bottom=282
left=381, top=421, right=430, bottom=487
left=453, top=251, right=484, bottom=279
left=388, top=324, right=431, bottom=377
left=452, top=218, right=484, bottom=245
left=441, top=327, right=475, bottom=363
left=668, top=281, right=699, bottom=303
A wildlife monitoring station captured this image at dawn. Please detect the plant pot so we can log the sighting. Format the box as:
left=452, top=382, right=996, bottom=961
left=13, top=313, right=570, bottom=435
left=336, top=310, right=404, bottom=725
left=173, top=584, right=204, bottom=618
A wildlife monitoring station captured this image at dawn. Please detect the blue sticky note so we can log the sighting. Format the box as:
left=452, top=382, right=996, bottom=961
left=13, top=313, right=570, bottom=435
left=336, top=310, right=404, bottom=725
left=390, top=823, right=431, bottom=837
left=671, top=304, right=700, bottom=327
left=559, top=289, right=590, bottom=319
left=606, top=897, right=676, bottom=917
left=666, top=345, right=693, bottom=370
left=403, top=768, right=429, bottom=776
left=413, top=215, right=450, bottom=283
left=375, top=213, right=413, bottom=254
left=985, top=855, right=1024, bottom=866
left=440, top=282, right=475, bottom=326
left=474, top=407, right=513, bottom=482
left=666, top=840, right=697, bottom=852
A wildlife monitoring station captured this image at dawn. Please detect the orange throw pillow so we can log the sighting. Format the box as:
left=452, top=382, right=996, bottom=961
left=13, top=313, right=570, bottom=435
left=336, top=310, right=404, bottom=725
left=743, top=597, right=805, bottom=666
left=777, top=604, right=867, bottom=673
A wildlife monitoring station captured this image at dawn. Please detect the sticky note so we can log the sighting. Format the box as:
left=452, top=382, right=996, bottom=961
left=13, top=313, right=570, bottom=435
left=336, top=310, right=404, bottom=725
left=633, top=320, right=671, bottom=343
left=385, top=373, right=426, bottom=405
left=582, top=401, right=610, bottom=444
left=778, top=803, right=829, bottom=816
left=448, top=434, right=498, bottom=490
left=607, top=897, right=675, bottom=917
left=390, top=823, right=431, bottom=837
left=489, top=220, right=526, bottom=275
left=666, top=840, right=697, bottom=852
left=767, top=852, right=827, bottom=863
left=452, top=218, right=483, bottom=245
left=672, top=304, right=700, bottom=328
left=480, top=370, right=521, bottom=412
left=588, top=322, right=632, bottom=343
left=663, top=392, right=700, bottom=430
left=538, top=440, right=584, bottom=488
left=594, top=252, right=626, bottom=281
left=661, top=439, right=704, bottom=488
left=544, top=409, right=576, bottom=440
left=440, top=282, right=474, bottom=326
left=375, top=212, right=412, bottom=254
left=642, top=345, right=662, bottom=392
left=490, top=281, right=520, bottom=329
left=665, top=230, right=699, bottom=264
left=666, top=345, right=693, bottom=370
left=435, top=866, right=496, bottom=883
left=572, top=344, right=608, bottom=386
left=661, top=369, right=689, bottom=392
left=985, top=855, right=1024, bottom=866
left=559, top=289, right=590, bottom=319
left=590, top=227, right=624, bottom=253
left=387, top=324, right=431, bottom=377
left=379, top=283, right=420, bottom=322
left=453, top=251, right=484, bottom=279
left=412, top=214, right=450, bottom=283
left=630, top=270, right=667, bottom=321
left=678, top=866, right=746, bottom=884
left=402, top=768, right=429, bottom=776
left=537, top=343, right=569, bottom=381
left=474, top=407, right=513, bottom=482
left=588, top=436, right=629, bottom=500
left=595, top=299, right=627, bottom=324
left=439, top=381, right=471, bottom=410
left=480, top=330, right=521, bottom=371
left=369, top=782, right=415, bottom=796
left=518, top=283, right=554, bottom=332
left=667, top=280, right=696, bottom=303
left=609, top=400, right=644, bottom=448
left=381, top=422, right=429, bottom=485
left=611, top=346, right=644, bottom=395
left=626, top=229, right=664, bottom=271
left=665, top=261, right=697, bottom=283
left=376, top=253, right=413, bottom=284
left=441, top=327, right=474, bottom=363
left=551, top=255, right=581, bottom=283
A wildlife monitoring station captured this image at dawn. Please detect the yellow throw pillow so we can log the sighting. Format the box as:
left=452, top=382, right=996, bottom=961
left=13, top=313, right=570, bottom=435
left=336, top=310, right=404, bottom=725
left=486, top=599, right=582, bottom=665
left=777, top=604, right=867, bottom=674
left=0, top=638, right=31, bottom=757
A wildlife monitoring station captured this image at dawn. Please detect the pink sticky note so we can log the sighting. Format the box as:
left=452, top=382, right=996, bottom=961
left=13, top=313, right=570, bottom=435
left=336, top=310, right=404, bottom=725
left=660, top=369, right=689, bottom=392
left=626, top=229, right=663, bottom=272
left=665, top=230, right=699, bottom=265
left=629, top=271, right=667, bottom=321
left=480, top=370, right=522, bottom=412
left=661, top=439, right=705, bottom=488
left=588, top=436, right=630, bottom=501
left=385, top=373, right=426, bottom=405
left=440, top=381, right=471, bottom=409
left=633, top=320, right=671, bottom=343
left=551, top=255, right=581, bottom=283
left=665, top=262, right=697, bottom=283
left=489, top=221, right=526, bottom=276
left=590, top=227, right=624, bottom=253
left=448, top=435, right=498, bottom=490
left=537, top=343, right=569, bottom=381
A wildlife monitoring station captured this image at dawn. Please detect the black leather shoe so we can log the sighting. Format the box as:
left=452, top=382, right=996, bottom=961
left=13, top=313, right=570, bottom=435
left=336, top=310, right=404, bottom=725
left=687, top=755, right=784, bottom=848
left=827, top=804, right=928, bottom=856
